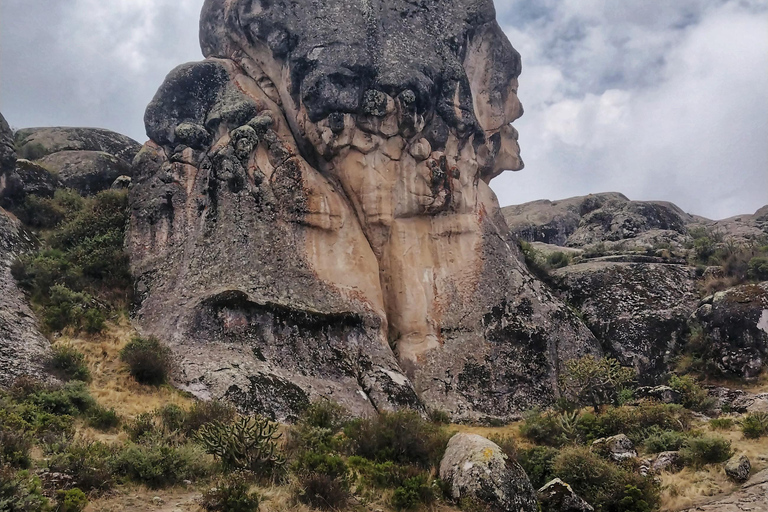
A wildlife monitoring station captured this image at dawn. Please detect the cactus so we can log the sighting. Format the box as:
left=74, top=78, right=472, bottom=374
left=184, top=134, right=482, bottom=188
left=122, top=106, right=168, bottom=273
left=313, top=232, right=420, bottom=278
left=196, top=416, right=285, bottom=473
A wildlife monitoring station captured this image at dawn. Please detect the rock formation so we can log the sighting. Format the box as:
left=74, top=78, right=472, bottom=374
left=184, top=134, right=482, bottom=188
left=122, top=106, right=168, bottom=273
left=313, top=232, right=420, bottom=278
left=679, top=468, right=768, bottom=512
left=129, top=0, right=599, bottom=420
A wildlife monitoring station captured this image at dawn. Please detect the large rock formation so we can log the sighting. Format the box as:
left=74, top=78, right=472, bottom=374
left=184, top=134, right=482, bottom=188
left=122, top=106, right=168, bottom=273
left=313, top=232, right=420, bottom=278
left=128, top=0, right=599, bottom=420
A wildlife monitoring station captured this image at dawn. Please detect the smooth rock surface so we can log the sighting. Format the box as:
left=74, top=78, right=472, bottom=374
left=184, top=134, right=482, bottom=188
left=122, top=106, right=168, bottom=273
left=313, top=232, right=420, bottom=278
left=651, top=451, right=683, bottom=473
left=0, top=159, right=62, bottom=209
left=538, top=478, right=594, bottom=512
left=13, top=127, right=141, bottom=163
left=591, top=434, right=637, bottom=462
left=38, top=150, right=132, bottom=195
left=439, top=433, right=537, bottom=512
left=725, top=454, right=751, bottom=482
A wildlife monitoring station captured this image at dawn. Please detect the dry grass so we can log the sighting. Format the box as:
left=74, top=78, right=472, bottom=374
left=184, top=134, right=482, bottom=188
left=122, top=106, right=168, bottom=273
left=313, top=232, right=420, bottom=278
left=54, top=317, right=193, bottom=420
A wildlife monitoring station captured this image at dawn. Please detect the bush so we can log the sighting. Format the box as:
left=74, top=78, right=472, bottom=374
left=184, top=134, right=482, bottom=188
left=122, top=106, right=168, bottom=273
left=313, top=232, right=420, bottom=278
left=56, top=488, right=88, bottom=512
left=643, top=430, right=688, bottom=453
left=201, top=473, right=260, bottom=512
left=157, top=403, right=187, bottom=434
left=709, top=417, right=734, bottom=430
left=196, top=416, right=284, bottom=475
left=520, top=409, right=567, bottom=446
left=0, top=429, right=32, bottom=468
left=48, top=441, right=116, bottom=492
left=551, top=446, right=660, bottom=512
left=517, top=446, right=558, bottom=490
left=344, top=410, right=449, bottom=468
left=48, top=344, right=91, bottom=382
left=559, top=356, right=635, bottom=412
left=125, top=413, right=158, bottom=442
left=391, top=474, right=438, bottom=511
left=184, top=400, right=237, bottom=435
left=0, top=466, right=51, bottom=511
left=668, top=374, right=714, bottom=412
left=748, top=256, right=768, bottom=281
left=111, top=441, right=212, bottom=488
left=295, top=472, right=350, bottom=510
left=120, top=336, right=172, bottom=385
left=581, top=402, right=692, bottom=445
left=427, top=408, right=451, bottom=425
left=740, top=412, right=768, bottom=439
left=87, top=405, right=120, bottom=431
left=27, top=381, right=95, bottom=417
left=679, top=435, right=733, bottom=467
left=287, top=401, right=350, bottom=456
left=42, top=285, right=105, bottom=334
left=487, top=434, right=517, bottom=460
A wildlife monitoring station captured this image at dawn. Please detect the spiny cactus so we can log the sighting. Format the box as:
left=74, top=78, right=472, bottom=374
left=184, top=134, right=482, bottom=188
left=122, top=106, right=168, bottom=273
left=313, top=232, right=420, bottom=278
left=196, top=416, right=285, bottom=474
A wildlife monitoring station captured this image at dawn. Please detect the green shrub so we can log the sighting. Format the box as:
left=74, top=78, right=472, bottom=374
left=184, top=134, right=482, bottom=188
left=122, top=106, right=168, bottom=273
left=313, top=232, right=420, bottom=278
left=42, top=285, right=105, bottom=334
left=295, top=472, right=350, bottom=510
left=200, top=473, right=260, bottom=512
left=679, top=435, right=733, bottom=467
left=125, top=413, right=158, bottom=442
left=87, top=405, right=120, bottom=431
left=582, top=402, right=692, bottom=445
left=517, top=446, right=558, bottom=490
left=391, top=474, right=438, bottom=511
left=347, top=457, right=423, bottom=490
left=559, top=356, right=635, bottom=412
left=0, top=429, right=32, bottom=468
left=184, top=400, right=237, bottom=435
left=0, top=466, right=51, bottom=511
left=287, top=401, right=350, bottom=456
left=48, top=441, right=116, bottom=492
left=14, top=193, right=68, bottom=228
left=546, top=251, right=571, bottom=269
left=668, top=374, right=715, bottom=412
left=747, top=256, right=768, bottom=281
left=111, top=441, right=212, bottom=488
left=56, top=488, right=88, bottom=512
left=27, top=381, right=95, bottom=417
left=292, top=452, right=348, bottom=480
left=48, top=345, right=91, bottom=382
left=520, top=409, right=567, bottom=446
left=344, top=410, right=449, bottom=468
left=551, top=446, right=660, bottom=512
left=643, top=430, right=688, bottom=453
left=157, top=403, right=187, bottom=434
left=196, top=416, right=284, bottom=475
left=740, top=412, right=768, bottom=439
left=428, top=408, right=451, bottom=425
left=120, top=336, right=172, bottom=385
left=709, top=417, right=734, bottom=430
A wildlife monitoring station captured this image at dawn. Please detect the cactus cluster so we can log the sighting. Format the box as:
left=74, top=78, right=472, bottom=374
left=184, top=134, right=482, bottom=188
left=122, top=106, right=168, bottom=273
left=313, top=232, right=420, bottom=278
left=196, top=416, right=285, bottom=473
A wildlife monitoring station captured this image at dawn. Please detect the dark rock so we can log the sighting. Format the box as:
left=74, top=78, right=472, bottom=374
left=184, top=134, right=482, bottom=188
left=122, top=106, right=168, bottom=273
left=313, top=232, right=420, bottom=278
left=591, top=434, right=637, bottom=462
left=37, top=150, right=132, bottom=195
left=538, top=478, right=594, bottom=512
left=725, top=454, right=751, bottom=483
left=440, top=433, right=538, bottom=512
left=0, top=159, right=62, bottom=209
left=13, top=127, right=141, bottom=163
left=0, top=112, right=16, bottom=175
left=111, top=175, right=132, bottom=190
left=692, top=283, right=768, bottom=380
left=635, top=385, right=681, bottom=404
left=551, top=262, right=699, bottom=383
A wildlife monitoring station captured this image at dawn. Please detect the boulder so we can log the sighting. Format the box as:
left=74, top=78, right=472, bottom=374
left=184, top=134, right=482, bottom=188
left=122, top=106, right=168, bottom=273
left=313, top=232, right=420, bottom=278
left=128, top=0, right=601, bottom=420
left=551, top=262, right=699, bottom=383
left=0, top=112, right=15, bottom=174
left=439, top=433, right=537, bottom=512
left=692, top=283, right=768, bottom=380
left=635, top=385, right=681, bottom=404
left=0, top=159, right=61, bottom=209
left=591, top=434, right=637, bottom=462
left=111, top=175, right=132, bottom=190
left=725, top=454, right=751, bottom=483
left=0, top=208, right=50, bottom=387
left=13, top=127, right=141, bottom=163
left=678, top=469, right=768, bottom=512
left=651, top=451, right=683, bottom=473
left=538, top=478, right=593, bottom=512
left=37, top=150, right=132, bottom=196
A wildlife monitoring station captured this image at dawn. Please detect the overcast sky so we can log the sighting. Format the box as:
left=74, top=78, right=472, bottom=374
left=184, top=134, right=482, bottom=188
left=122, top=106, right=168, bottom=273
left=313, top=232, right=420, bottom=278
left=1, top=0, right=766, bottom=220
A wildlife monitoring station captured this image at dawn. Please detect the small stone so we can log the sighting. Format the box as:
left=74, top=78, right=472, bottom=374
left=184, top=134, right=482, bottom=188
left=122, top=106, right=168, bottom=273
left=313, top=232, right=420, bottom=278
left=725, top=454, right=751, bottom=482
left=152, top=496, right=165, bottom=505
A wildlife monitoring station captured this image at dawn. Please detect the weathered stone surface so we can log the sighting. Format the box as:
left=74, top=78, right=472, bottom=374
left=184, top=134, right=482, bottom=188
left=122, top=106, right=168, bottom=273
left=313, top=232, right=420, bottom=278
left=13, top=127, right=141, bottom=163
left=0, top=112, right=15, bottom=174
left=0, top=208, right=50, bottom=387
left=538, top=478, right=594, bottom=512
left=651, top=451, right=683, bottom=473
left=591, top=434, right=637, bottom=462
left=725, top=454, right=751, bottom=483
left=439, top=433, right=537, bottom=512
left=635, top=385, right=681, bottom=404
left=129, top=0, right=600, bottom=420
left=551, top=262, right=698, bottom=382
left=678, top=468, right=768, bottom=512
left=693, top=283, right=768, bottom=380
left=706, top=387, right=768, bottom=414
left=37, top=150, right=132, bottom=196
left=0, top=159, right=62, bottom=209
left=503, top=193, right=693, bottom=248
left=111, top=175, right=132, bottom=190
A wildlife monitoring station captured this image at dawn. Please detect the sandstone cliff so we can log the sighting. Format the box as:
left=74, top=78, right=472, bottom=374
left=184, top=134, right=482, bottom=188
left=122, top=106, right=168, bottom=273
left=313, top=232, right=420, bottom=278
left=128, top=0, right=600, bottom=421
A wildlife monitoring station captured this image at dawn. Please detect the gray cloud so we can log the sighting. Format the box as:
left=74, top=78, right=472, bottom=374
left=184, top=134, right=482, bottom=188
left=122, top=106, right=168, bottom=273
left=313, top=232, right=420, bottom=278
left=1, top=0, right=766, bottom=219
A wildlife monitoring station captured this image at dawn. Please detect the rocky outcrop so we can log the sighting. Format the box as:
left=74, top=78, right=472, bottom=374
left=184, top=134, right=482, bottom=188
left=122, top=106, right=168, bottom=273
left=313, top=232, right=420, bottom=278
left=538, top=479, right=593, bottom=512
left=591, top=434, right=637, bottom=462
left=503, top=193, right=693, bottom=249
left=0, top=159, right=62, bottom=209
left=651, top=451, right=682, bottom=473
left=551, top=262, right=698, bottom=382
left=0, top=113, right=15, bottom=174
left=439, top=433, right=538, bottom=512
left=707, top=387, right=768, bottom=414
left=37, top=150, right=132, bottom=195
left=128, top=0, right=600, bottom=420
left=693, top=283, right=768, bottom=380
left=0, top=208, right=50, bottom=387
left=679, top=468, right=768, bottom=512
left=13, top=127, right=141, bottom=163
left=725, top=454, right=751, bottom=482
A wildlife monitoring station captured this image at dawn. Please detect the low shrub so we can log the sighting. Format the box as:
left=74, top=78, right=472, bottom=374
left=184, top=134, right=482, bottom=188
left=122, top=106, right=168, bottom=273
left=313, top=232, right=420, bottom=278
left=747, top=256, right=768, bottom=281
left=517, top=446, right=558, bottom=490
left=48, top=344, right=91, bottom=382
left=643, top=430, right=688, bottom=453
left=295, top=472, right=350, bottom=510
left=679, top=435, right=733, bottom=467
left=0, top=429, right=32, bottom=468
left=286, top=401, right=349, bottom=455
left=391, top=473, right=438, bottom=511
left=184, top=400, right=237, bottom=435
left=428, top=408, right=451, bottom=425
left=519, top=409, right=567, bottom=446
left=558, top=356, right=635, bottom=412
left=582, top=402, right=692, bottom=445
left=347, top=457, right=423, bottom=490
left=196, top=416, right=284, bottom=475
left=668, top=374, right=715, bottom=412
left=56, top=488, right=88, bottom=512
left=111, top=441, right=212, bottom=488
left=200, top=473, right=260, bottom=512
left=125, top=413, right=158, bottom=442
left=87, top=405, right=120, bottom=431
left=740, top=412, right=768, bottom=439
left=27, top=381, right=95, bottom=417
left=157, top=403, right=187, bottom=434
left=42, top=285, right=105, bottom=334
left=0, top=466, right=50, bottom=511
left=48, top=441, right=116, bottom=492
left=344, top=410, right=449, bottom=468
left=709, top=417, right=734, bottom=430
left=120, top=336, right=172, bottom=385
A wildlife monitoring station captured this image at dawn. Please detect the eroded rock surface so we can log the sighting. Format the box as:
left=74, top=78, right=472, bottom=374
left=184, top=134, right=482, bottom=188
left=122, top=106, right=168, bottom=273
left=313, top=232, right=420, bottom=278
left=14, top=127, right=141, bottom=163
left=439, top=433, right=537, bottom=512
left=551, top=262, right=698, bottom=382
left=128, top=0, right=599, bottom=420
left=538, top=479, right=593, bottom=512
left=679, top=468, right=768, bottom=512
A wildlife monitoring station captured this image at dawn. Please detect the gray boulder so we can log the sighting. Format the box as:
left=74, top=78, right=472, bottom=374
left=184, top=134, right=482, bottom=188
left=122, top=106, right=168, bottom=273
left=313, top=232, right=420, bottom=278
left=725, top=454, right=751, bottom=483
left=38, top=150, right=132, bottom=196
left=0, top=112, right=15, bottom=174
left=591, top=434, right=637, bottom=462
left=651, top=451, right=683, bottom=473
left=538, top=479, right=593, bottom=512
left=678, top=468, right=767, bottom=512
left=551, top=261, right=699, bottom=383
left=0, top=159, right=61, bottom=209
left=692, top=283, right=768, bottom=380
left=635, top=385, right=681, bottom=404
left=439, top=433, right=537, bottom=512
left=13, top=126, right=141, bottom=163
